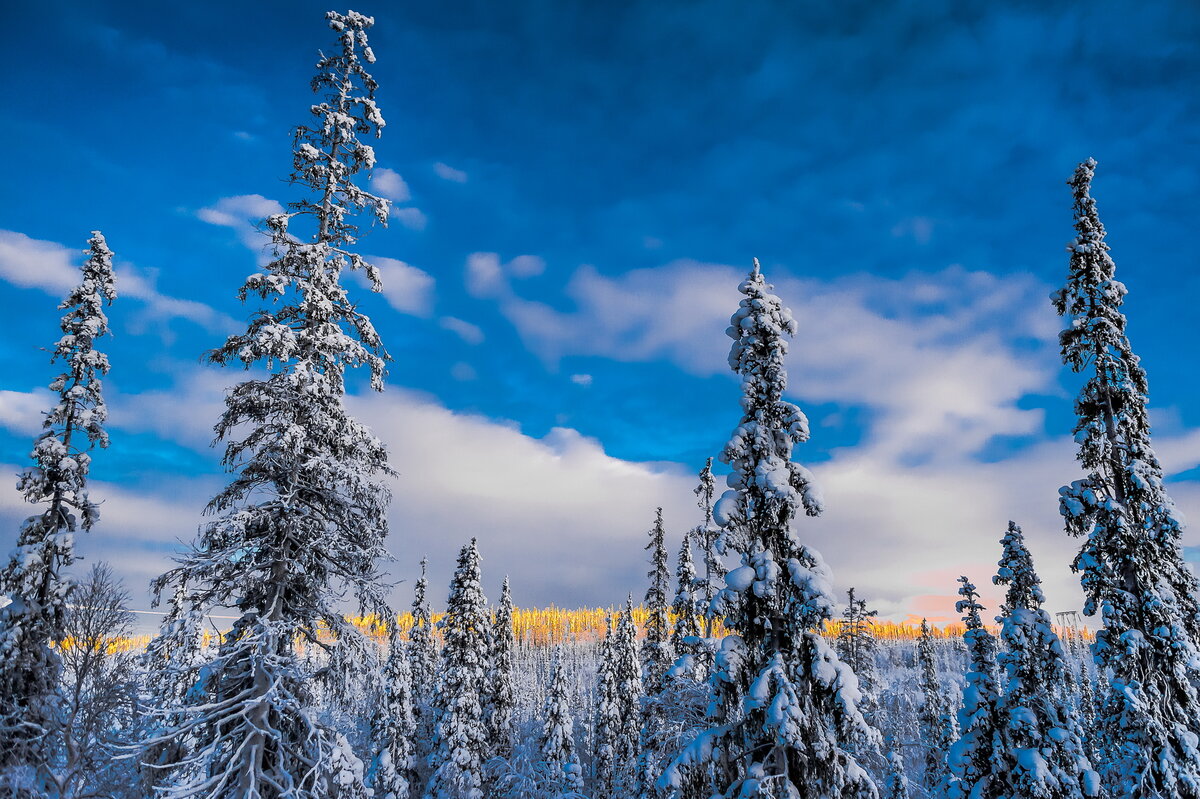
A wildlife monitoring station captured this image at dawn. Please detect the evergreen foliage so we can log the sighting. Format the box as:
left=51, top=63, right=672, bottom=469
left=691, top=458, right=726, bottom=637
left=836, top=588, right=879, bottom=716
left=426, top=539, right=490, bottom=799
left=540, top=649, right=584, bottom=797
left=662, top=260, right=877, bottom=798
left=916, top=618, right=954, bottom=793
left=368, top=629, right=418, bottom=799
left=946, top=577, right=1000, bottom=799
left=0, top=231, right=115, bottom=785
left=144, top=12, right=395, bottom=797
left=1052, top=157, right=1200, bottom=798
left=991, top=522, right=1096, bottom=798
left=486, top=577, right=518, bottom=759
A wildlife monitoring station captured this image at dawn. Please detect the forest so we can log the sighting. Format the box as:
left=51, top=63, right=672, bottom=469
left=2, top=8, right=1199, bottom=799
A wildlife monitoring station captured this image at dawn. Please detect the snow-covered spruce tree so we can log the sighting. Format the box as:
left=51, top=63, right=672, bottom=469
left=946, top=577, right=1001, bottom=799
left=426, top=539, right=490, bottom=799
left=644, top=507, right=674, bottom=694
left=486, top=576, right=518, bottom=760
left=0, top=231, right=115, bottom=782
left=613, top=598, right=645, bottom=798
left=991, top=521, right=1096, bottom=798
left=592, top=614, right=620, bottom=799
left=541, top=648, right=584, bottom=797
left=144, top=13, right=394, bottom=798
left=836, top=588, right=879, bottom=716
left=662, top=260, right=877, bottom=798
left=409, top=555, right=436, bottom=769
left=368, top=628, right=417, bottom=799
left=671, top=530, right=701, bottom=656
left=916, top=618, right=955, bottom=792
left=692, top=457, right=726, bottom=638
left=1052, top=157, right=1200, bottom=798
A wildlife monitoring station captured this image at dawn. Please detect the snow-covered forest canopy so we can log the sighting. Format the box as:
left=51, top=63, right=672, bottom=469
left=2, top=4, right=1200, bottom=799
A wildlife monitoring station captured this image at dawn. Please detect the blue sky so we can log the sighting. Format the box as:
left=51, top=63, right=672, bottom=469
left=1, top=0, right=1199, bottom=625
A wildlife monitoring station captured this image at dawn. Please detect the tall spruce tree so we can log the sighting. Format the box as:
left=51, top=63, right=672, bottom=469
left=662, top=260, right=876, bottom=798
left=592, top=614, right=620, bottom=799
left=541, top=648, right=584, bottom=797
left=946, top=577, right=1001, bottom=799
left=408, top=555, right=436, bottom=768
left=692, top=458, right=726, bottom=637
left=644, top=507, right=674, bottom=694
left=1052, top=157, right=1200, bottom=797
left=0, top=231, right=116, bottom=787
left=991, top=522, right=1096, bottom=798
left=613, top=598, right=645, bottom=798
left=916, top=619, right=955, bottom=793
left=145, top=13, right=394, bottom=798
left=368, top=628, right=418, bottom=799
left=671, top=530, right=701, bottom=657
left=426, top=539, right=490, bottom=799
left=486, top=577, right=518, bottom=759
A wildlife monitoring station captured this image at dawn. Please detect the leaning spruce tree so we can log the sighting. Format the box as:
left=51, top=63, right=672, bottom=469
left=662, top=260, right=877, bottom=798
left=945, top=577, right=1000, bottom=799
left=1053, top=158, right=1200, bottom=797
left=426, top=539, right=490, bottom=799
left=991, top=522, right=1096, bottom=798
left=0, top=232, right=115, bottom=783
left=145, top=12, right=395, bottom=798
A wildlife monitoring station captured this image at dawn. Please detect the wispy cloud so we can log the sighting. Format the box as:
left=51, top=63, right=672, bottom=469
left=439, top=316, right=485, bottom=345
left=0, top=229, right=237, bottom=333
left=195, top=194, right=283, bottom=263
left=433, top=162, right=468, bottom=183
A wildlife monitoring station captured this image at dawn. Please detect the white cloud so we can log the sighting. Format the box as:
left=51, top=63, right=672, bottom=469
left=394, top=207, right=428, bottom=231
left=0, top=229, right=237, bottom=333
left=0, top=230, right=79, bottom=294
left=9, top=351, right=1199, bottom=622
left=464, top=252, right=550, bottom=297
left=507, top=255, right=545, bottom=278
left=0, top=389, right=53, bottom=435
left=196, top=194, right=284, bottom=263
left=362, top=256, right=435, bottom=317
left=570, top=374, right=593, bottom=387
left=433, top=162, right=468, bottom=183
left=466, top=252, right=505, bottom=298
left=485, top=258, right=1058, bottom=463
left=371, top=168, right=411, bottom=202
left=440, top=316, right=485, bottom=345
